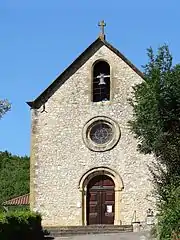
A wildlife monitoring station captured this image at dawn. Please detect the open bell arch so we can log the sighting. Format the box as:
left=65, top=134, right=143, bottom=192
left=92, top=60, right=110, bottom=102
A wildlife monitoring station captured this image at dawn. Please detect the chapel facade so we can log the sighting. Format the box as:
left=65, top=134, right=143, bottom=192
left=27, top=22, right=155, bottom=227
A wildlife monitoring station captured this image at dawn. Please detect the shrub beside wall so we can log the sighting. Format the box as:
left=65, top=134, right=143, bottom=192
left=0, top=211, right=44, bottom=240
left=158, top=186, right=180, bottom=240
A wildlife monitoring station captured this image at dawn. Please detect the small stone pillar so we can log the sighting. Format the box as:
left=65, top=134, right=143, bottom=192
left=132, top=221, right=141, bottom=232
left=146, top=208, right=154, bottom=225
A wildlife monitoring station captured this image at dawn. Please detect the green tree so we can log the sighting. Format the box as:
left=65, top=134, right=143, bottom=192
left=129, top=45, right=180, bottom=238
left=129, top=45, right=180, bottom=199
left=0, top=151, right=29, bottom=207
left=0, top=100, right=11, bottom=119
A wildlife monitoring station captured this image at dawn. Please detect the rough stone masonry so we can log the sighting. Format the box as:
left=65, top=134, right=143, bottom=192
left=29, top=38, right=155, bottom=227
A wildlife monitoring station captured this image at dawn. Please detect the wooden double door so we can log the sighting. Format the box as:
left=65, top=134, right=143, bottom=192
left=87, top=175, right=115, bottom=225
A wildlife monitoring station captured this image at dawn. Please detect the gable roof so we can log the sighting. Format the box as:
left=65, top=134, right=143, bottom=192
left=27, top=37, right=144, bottom=109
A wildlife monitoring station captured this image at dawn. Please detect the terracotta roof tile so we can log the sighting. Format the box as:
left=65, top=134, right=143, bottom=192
left=2, top=194, right=29, bottom=206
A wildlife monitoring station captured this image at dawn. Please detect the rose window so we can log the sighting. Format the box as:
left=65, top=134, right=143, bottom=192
left=89, top=122, right=113, bottom=144
left=83, top=117, right=120, bottom=152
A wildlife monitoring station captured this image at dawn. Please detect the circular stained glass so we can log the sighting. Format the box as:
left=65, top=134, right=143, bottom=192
left=83, top=116, right=120, bottom=152
left=89, top=121, right=113, bottom=144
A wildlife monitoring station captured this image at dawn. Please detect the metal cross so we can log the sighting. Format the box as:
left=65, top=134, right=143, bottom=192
left=98, top=20, right=106, bottom=39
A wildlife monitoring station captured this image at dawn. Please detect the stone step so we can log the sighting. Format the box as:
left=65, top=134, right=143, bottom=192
left=45, top=225, right=133, bottom=237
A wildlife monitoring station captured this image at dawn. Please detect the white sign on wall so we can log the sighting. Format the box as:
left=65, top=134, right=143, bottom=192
left=106, top=205, right=112, bottom=213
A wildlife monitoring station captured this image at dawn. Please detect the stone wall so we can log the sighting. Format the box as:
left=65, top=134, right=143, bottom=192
left=30, top=45, right=155, bottom=226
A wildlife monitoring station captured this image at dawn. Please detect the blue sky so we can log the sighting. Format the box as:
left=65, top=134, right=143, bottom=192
left=0, top=0, right=180, bottom=156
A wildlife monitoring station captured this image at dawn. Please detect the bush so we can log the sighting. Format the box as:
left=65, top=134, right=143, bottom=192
left=0, top=210, right=44, bottom=240
left=158, top=185, right=180, bottom=240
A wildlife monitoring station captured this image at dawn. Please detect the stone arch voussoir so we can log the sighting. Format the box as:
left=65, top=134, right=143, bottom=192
left=79, top=166, right=124, bottom=192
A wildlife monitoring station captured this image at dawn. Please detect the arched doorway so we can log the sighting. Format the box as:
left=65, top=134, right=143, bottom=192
left=79, top=167, right=124, bottom=225
left=87, top=175, right=115, bottom=225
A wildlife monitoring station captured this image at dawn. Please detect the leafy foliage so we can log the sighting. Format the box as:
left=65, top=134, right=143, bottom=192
left=158, top=185, right=180, bottom=240
left=0, top=151, right=29, bottom=207
left=0, top=100, right=11, bottom=119
left=129, top=45, right=180, bottom=200
left=0, top=210, right=43, bottom=240
left=129, top=45, right=180, bottom=239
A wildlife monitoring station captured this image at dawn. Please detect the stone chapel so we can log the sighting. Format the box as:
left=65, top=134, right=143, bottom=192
left=27, top=21, right=155, bottom=227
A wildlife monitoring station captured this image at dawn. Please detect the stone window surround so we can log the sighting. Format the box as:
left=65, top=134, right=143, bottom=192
left=90, top=58, right=113, bottom=103
left=82, top=116, right=121, bottom=152
left=92, top=60, right=110, bottom=102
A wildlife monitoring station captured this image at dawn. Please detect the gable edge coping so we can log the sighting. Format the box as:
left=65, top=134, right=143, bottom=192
left=27, top=37, right=144, bottom=109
